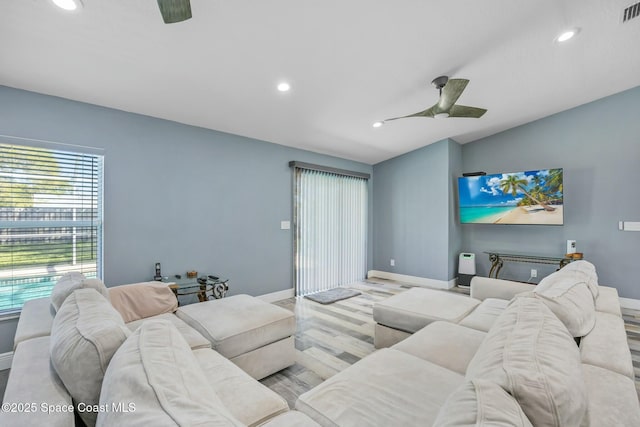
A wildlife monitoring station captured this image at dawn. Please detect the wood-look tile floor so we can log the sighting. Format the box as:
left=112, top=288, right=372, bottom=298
left=622, top=306, right=640, bottom=398
left=261, top=279, right=640, bottom=408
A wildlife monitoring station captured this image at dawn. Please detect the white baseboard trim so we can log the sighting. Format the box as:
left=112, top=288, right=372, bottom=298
left=257, top=288, right=295, bottom=303
left=619, top=297, right=640, bottom=310
left=0, top=351, right=13, bottom=371
left=367, top=270, right=455, bottom=290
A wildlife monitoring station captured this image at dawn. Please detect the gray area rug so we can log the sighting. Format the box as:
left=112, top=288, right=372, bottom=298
left=304, top=288, right=362, bottom=304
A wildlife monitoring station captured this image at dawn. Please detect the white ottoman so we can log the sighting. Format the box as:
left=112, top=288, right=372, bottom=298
left=373, top=288, right=480, bottom=348
left=176, top=294, right=296, bottom=380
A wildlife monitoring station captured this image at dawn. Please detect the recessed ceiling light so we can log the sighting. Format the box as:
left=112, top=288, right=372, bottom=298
left=556, top=28, right=579, bottom=43
left=277, top=82, right=291, bottom=92
left=372, top=121, right=383, bottom=128
left=51, top=0, right=83, bottom=11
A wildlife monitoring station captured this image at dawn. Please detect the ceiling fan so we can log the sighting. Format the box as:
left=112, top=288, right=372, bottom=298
left=385, top=76, right=487, bottom=122
left=157, top=0, right=192, bottom=24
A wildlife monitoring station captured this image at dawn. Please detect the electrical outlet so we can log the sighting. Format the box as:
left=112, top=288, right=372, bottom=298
left=390, top=259, right=395, bottom=267
left=531, top=269, right=537, bottom=278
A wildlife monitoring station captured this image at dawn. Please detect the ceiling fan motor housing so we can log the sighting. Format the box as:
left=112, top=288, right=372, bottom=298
left=431, top=76, right=449, bottom=90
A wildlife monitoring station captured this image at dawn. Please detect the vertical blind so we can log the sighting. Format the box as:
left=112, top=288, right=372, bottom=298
left=0, top=142, right=103, bottom=313
left=294, top=167, right=368, bottom=296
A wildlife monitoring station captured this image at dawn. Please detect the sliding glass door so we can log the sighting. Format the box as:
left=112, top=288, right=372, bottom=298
left=293, top=166, right=368, bottom=296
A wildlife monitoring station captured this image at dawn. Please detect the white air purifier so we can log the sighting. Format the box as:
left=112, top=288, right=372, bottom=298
left=458, top=253, right=476, bottom=288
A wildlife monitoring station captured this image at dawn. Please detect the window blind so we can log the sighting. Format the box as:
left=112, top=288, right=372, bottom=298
left=294, top=167, right=368, bottom=296
left=0, top=143, right=103, bottom=313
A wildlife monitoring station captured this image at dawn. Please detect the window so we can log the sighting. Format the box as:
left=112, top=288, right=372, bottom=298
left=292, top=164, right=368, bottom=296
left=0, top=141, right=103, bottom=313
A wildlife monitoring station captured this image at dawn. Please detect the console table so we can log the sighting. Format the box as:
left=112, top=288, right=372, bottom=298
left=484, top=252, right=572, bottom=279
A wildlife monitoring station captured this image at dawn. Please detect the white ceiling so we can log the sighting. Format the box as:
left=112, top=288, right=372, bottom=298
left=1, top=1, right=639, bottom=164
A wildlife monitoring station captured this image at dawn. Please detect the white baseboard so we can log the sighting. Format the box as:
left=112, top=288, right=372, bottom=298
left=0, top=351, right=13, bottom=371
left=619, top=297, right=640, bottom=310
left=367, top=270, right=455, bottom=290
left=257, top=288, right=295, bottom=303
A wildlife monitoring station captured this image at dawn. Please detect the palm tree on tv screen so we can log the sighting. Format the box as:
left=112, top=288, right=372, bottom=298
left=499, top=174, right=555, bottom=212
left=546, top=168, right=563, bottom=193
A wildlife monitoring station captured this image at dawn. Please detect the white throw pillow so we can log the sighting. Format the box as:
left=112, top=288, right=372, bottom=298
left=466, top=296, right=587, bottom=427
left=433, top=379, right=533, bottom=427
left=51, top=271, right=110, bottom=312
left=538, top=260, right=599, bottom=301
left=50, top=288, right=130, bottom=427
left=532, top=279, right=596, bottom=337
left=97, top=319, right=242, bottom=427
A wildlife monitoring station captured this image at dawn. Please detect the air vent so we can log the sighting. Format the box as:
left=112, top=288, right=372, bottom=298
left=622, top=2, right=640, bottom=23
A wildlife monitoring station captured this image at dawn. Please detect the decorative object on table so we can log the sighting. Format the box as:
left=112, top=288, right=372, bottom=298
left=165, top=274, right=230, bottom=305
left=186, top=270, right=198, bottom=278
left=197, top=275, right=229, bottom=299
left=304, top=287, right=361, bottom=305
left=154, top=262, right=162, bottom=281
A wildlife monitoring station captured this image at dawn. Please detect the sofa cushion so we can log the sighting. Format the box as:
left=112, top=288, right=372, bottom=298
left=580, top=311, right=635, bottom=379
left=458, top=298, right=509, bottom=332
left=392, top=321, right=486, bottom=375
left=595, top=285, right=622, bottom=317
left=97, top=319, right=243, bottom=427
left=296, top=348, right=464, bottom=426
left=50, top=288, right=130, bottom=427
left=466, top=296, right=587, bottom=427
left=537, top=260, right=598, bottom=301
left=0, top=336, right=74, bottom=427
left=581, top=363, right=640, bottom=427
left=470, top=276, right=536, bottom=301
left=373, top=288, right=480, bottom=333
left=125, top=312, right=211, bottom=350
left=260, top=411, right=322, bottom=427
left=109, top=281, right=178, bottom=323
left=433, top=379, right=533, bottom=427
left=51, top=272, right=110, bottom=312
left=532, top=279, right=596, bottom=337
left=192, top=348, right=289, bottom=426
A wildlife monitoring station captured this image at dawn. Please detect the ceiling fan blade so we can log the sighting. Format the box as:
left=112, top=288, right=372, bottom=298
left=385, top=105, right=437, bottom=121
left=448, top=104, right=487, bottom=118
left=438, top=79, right=469, bottom=112
left=157, top=0, right=192, bottom=24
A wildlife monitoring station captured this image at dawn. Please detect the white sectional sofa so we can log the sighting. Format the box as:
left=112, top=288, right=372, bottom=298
left=295, top=261, right=640, bottom=426
left=0, top=277, right=316, bottom=427
left=3, top=261, right=638, bottom=426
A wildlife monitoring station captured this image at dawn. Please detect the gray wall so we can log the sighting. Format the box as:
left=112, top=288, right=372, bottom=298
left=372, top=139, right=459, bottom=281
left=0, top=86, right=372, bottom=352
left=461, top=86, right=640, bottom=298
left=448, top=141, right=463, bottom=278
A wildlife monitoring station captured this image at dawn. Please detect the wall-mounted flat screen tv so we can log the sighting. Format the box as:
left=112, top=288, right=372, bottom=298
left=458, top=168, right=563, bottom=225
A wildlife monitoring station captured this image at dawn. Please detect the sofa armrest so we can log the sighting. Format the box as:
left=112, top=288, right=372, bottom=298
left=470, top=276, right=536, bottom=301
left=14, top=297, right=56, bottom=350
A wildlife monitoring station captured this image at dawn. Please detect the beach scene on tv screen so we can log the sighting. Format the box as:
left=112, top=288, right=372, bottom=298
left=458, top=168, right=563, bottom=225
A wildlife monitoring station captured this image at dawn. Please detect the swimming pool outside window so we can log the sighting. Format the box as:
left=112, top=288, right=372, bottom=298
left=0, top=140, right=103, bottom=313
